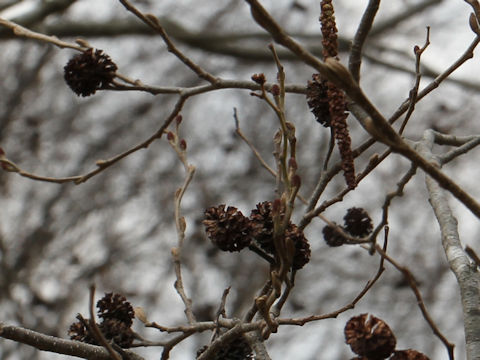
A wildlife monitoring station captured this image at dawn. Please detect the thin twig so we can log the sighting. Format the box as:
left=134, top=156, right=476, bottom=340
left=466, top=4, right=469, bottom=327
left=234, top=108, right=276, bottom=177
left=0, top=17, right=84, bottom=50
left=438, top=135, right=480, bottom=164
left=160, top=332, right=194, bottom=360
left=234, top=108, right=310, bottom=205
left=244, top=281, right=272, bottom=323
left=0, top=96, right=186, bottom=184
left=399, top=27, right=430, bottom=134
left=370, top=0, right=441, bottom=37
left=119, top=0, right=217, bottom=84
left=389, top=35, right=480, bottom=124
left=168, top=122, right=197, bottom=324
left=349, top=0, right=380, bottom=82
left=278, top=236, right=387, bottom=326
left=369, top=164, right=417, bottom=253
left=88, top=285, right=122, bottom=360
left=300, top=150, right=390, bottom=230
left=209, top=287, right=232, bottom=343
left=321, top=127, right=335, bottom=171
left=374, top=245, right=455, bottom=359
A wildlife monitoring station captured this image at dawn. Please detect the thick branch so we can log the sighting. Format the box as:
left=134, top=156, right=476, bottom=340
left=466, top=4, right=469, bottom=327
left=349, top=0, right=380, bottom=82
left=0, top=323, right=144, bottom=360
left=419, top=130, right=480, bottom=360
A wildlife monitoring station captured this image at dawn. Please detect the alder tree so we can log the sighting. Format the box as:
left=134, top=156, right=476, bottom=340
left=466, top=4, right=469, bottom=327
left=1, top=1, right=480, bottom=359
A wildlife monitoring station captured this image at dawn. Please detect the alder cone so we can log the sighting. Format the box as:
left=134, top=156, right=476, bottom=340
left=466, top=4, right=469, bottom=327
left=344, top=314, right=396, bottom=359
left=196, top=335, right=254, bottom=360
left=250, top=201, right=276, bottom=253
left=343, top=207, right=373, bottom=237
left=306, top=74, right=331, bottom=127
left=68, top=292, right=135, bottom=348
left=97, top=292, right=135, bottom=327
left=322, top=223, right=347, bottom=247
left=287, top=224, right=311, bottom=270
left=68, top=319, right=97, bottom=345
left=203, top=204, right=252, bottom=252
left=64, top=48, right=117, bottom=97
left=390, top=350, right=430, bottom=360
left=99, top=318, right=134, bottom=348
left=250, top=201, right=311, bottom=270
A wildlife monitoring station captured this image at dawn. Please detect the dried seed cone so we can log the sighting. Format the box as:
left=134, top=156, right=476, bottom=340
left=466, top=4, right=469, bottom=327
left=97, top=292, right=135, bottom=327
left=203, top=205, right=252, bottom=252
left=64, top=48, right=117, bottom=97
left=99, top=318, right=134, bottom=348
left=250, top=201, right=276, bottom=253
left=344, top=207, right=373, bottom=237
left=68, top=318, right=97, bottom=345
left=390, top=350, right=430, bottom=360
left=250, top=202, right=311, bottom=269
left=306, top=74, right=331, bottom=127
left=322, top=223, right=347, bottom=247
left=69, top=293, right=135, bottom=348
left=287, top=224, right=311, bottom=270
left=196, top=336, right=254, bottom=360
left=345, top=314, right=396, bottom=359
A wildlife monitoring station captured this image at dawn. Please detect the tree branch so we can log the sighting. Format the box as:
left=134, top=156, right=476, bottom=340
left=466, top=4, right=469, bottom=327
left=419, top=129, right=480, bottom=360
left=349, top=0, right=380, bottom=82
left=0, top=323, right=144, bottom=360
left=245, top=0, right=480, bottom=220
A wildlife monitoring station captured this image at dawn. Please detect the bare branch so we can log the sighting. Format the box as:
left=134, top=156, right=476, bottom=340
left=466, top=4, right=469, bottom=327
left=399, top=26, right=430, bottom=134
left=349, top=0, right=380, bottom=82
left=0, top=323, right=144, bottom=360
left=119, top=0, right=217, bottom=84
left=374, top=245, right=455, bottom=359
left=370, top=0, right=442, bottom=36
left=245, top=0, right=480, bottom=220
left=420, top=129, right=480, bottom=359
left=278, top=236, right=388, bottom=327
left=88, top=285, right=121, bottom=360
left=0, top=17, right=84, bottom=50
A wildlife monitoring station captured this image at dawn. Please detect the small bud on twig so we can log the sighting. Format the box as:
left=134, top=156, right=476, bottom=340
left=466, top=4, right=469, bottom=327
left=175, top=114, right=183, bottom=125
left=291, top=174, right=301, bottom=189
left=270, top=84, right=280, bottom=96
left=251, top=73, right=266, bottom=85
left=134, top=307, right=148, bottom=324
left=288, top=157, right=297, bottom=170
left=179, top=139, right=187, bottom=151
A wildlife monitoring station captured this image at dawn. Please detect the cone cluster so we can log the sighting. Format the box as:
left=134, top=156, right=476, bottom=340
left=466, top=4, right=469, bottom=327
left=68, top=292, right=135, bottom=348
left=323, top=207, right=373, bottom=247
left=203, top=201, right=311, bottom=270
left=345, top=314, right=430, bottom=359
